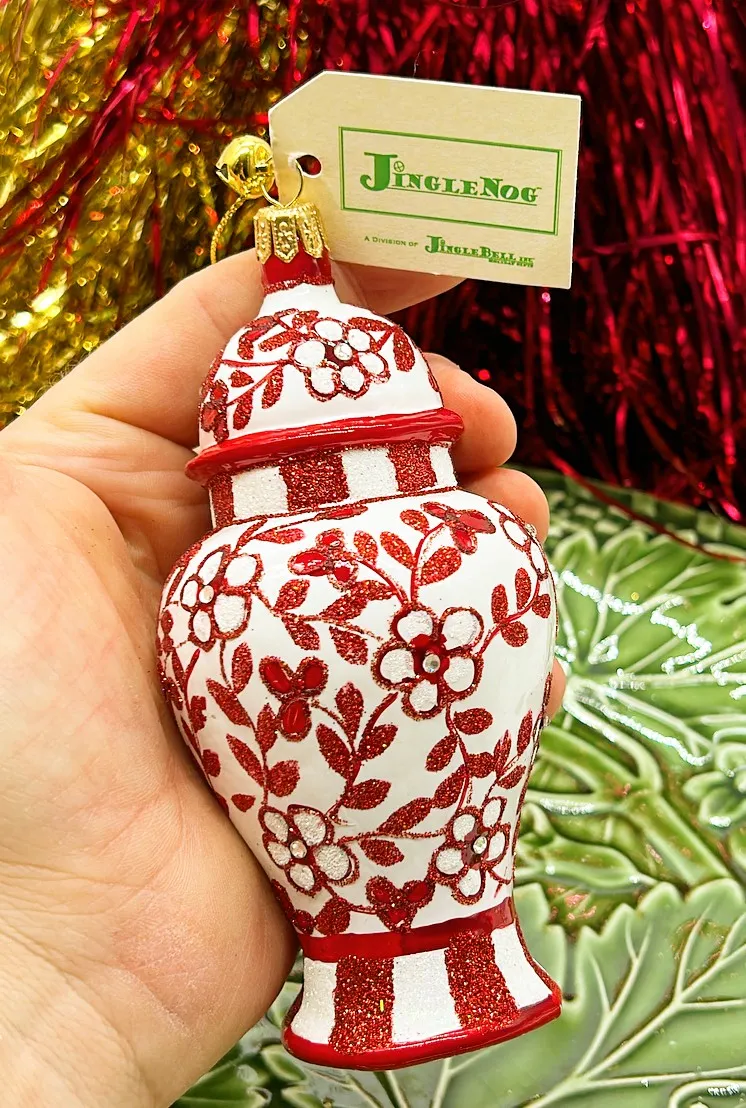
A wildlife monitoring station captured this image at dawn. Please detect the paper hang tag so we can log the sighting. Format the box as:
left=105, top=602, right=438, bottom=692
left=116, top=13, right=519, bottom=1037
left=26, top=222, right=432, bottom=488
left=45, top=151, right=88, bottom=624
left=269, top=72, right=581, bottom=289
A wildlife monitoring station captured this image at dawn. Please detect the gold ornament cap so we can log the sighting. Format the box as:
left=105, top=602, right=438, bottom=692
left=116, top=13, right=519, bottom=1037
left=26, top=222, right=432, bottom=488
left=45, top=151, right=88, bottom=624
left=254, top=201, right=327, bottom=265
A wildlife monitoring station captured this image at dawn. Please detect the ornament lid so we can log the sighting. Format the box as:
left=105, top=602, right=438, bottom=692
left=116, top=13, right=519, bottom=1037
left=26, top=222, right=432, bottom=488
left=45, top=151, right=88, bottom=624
left=188, top=147, right=461, bottom=485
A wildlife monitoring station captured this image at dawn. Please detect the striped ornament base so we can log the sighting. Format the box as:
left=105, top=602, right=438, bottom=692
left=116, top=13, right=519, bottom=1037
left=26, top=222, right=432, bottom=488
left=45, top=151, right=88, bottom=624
left=283, top=904, right=561, bottom=1070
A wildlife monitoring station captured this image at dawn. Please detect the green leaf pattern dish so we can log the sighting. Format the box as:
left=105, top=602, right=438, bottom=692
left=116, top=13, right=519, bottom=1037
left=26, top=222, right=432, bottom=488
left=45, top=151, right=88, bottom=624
left=178, top=472, right=746, bottom=1107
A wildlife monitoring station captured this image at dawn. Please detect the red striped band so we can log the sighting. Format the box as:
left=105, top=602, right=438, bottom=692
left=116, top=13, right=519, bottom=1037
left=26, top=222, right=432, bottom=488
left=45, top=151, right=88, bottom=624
left=299, top=899, right=515, bottom=963
left=186, top=408, right=464, bottom=484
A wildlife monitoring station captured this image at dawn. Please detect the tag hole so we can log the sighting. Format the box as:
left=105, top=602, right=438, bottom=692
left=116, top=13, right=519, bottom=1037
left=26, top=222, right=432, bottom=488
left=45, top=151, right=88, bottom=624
left=296, top=154, right=322, bottom=177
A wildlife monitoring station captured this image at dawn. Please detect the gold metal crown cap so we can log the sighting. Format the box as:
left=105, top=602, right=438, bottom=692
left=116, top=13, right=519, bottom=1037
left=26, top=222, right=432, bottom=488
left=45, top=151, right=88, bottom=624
left=254, top=201, right=327, bottom=265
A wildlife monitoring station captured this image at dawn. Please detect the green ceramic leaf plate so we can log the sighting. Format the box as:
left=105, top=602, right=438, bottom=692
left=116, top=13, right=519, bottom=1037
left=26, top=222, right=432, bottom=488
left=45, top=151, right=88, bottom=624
left=178, top=471, right=746, bottom=1108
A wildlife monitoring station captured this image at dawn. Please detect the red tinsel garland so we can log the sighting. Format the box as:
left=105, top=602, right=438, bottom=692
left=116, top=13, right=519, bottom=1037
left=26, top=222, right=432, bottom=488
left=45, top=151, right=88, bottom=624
left=323, top=0, right=744, bottom=521
left=2, top=0, right=745, bottom=520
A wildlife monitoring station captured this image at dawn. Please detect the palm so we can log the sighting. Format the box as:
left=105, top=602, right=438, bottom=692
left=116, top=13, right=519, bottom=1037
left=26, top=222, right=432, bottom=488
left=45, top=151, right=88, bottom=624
left=0, top=252, right=561, bottom=1105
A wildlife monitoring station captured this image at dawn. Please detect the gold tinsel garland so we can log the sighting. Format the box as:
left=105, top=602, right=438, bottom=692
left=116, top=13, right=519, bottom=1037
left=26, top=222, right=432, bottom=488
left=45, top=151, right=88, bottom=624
left=0, top=0, right=315, bottom=424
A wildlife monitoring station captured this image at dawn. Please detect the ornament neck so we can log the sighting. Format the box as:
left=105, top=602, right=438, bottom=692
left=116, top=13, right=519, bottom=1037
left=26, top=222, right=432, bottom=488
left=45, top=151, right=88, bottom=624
left=260, top=244, right=334, bottom=294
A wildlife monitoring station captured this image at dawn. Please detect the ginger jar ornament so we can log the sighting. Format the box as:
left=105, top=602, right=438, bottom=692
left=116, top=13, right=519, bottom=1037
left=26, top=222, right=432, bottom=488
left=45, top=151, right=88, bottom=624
left=157, top=151, right=561, bottom=1069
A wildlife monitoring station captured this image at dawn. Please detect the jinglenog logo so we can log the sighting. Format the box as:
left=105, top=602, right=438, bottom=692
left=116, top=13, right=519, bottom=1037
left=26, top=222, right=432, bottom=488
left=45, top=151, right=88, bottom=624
left=359, top=151, right=541, bottom=205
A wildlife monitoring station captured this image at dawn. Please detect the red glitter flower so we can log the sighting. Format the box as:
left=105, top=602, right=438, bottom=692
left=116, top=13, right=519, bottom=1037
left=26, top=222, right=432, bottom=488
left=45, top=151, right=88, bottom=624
left=272, top=314, right=390, bottom=401
left=289, top=529, right=357, bottom=589
left=423, top=501, right=496, bottom=554
left=430, top=799, right=509, bottom=904
left=261, top=805, right=357, bottom=895
left=496, top=508, right=549, bottom=580
left=259, top=656, right=328, bottom=739
left=375, top=605, right=483, bottom=718
left=180, top=546, right=259, bottom=649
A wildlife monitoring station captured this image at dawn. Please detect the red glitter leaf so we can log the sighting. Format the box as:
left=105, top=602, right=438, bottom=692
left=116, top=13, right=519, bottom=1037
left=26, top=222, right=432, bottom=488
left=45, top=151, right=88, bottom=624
left=494, top=731, right=511, bottom=776
left=421, top=546, right=461, bottom=586
left=426, top=733, right=458, bottom=772
left=233, top=390, right=254, bottom=430
left=515, top=567, right=532, bottom=608
left=393, top=327, right=415, bottom=372
left=359, top=837, right=405, bottom=866
left=231, top=644, right=253, bottom=692
left=357, top=580, right=394, bottom=601
left=353, top=531, right=378, bottom=561
left=231, top=793, right=255, bottom=812
left=342, top=779, right=391, bottom=810
left=293, top=910, right=315, bottom=935
left=201, top=749, right=220, bottom=777
left=497, top=765, right=526, bottom=790
left=517, top=711, right=533, bottom=756
left=315, top=897, right=351, bottom=937
left=230, top=369, right=253, bottom=387
left=262, top=369, right=284, bottom=409
left=171, top=650, right=185, bottom=688
left=379, top=797, right=433, bottom=834
left=282, top=615, right=321, bottom=650
left=188, top=695, right=206, bottom=733
left=276, top=579, right=310, bottom=611
left=260, top=328, right=299, bottom=351
left=258, top=527, right=305, bottom=544
left=359, top=723, right=397, bottom=760
left=330, top=626, right=368, bottom=666
left=502, top=622, right=529, bottom=648
left=207, top=678, right=250, bottom=726
left=336, top=683, right=363, bottom=739
left=453, top=708, right=493, bottom=735
left=257, top=705, right=277, bottom=753
left=268, top=760, right=300, bottom=797
left=381, top=532, right=414, bottom=568
left=433, top=767, right=467, bottom=808
left=227, top=736, right=264, bottom=785
left=492, top=584, right=509, bottom=622
left=467, top=753, right=495, bottom=778
left=237, top=318, right=274, bottom=359
left=317, top=723, right=352, bottom=779
left=320, top=590, right=368, bottom=621
left=533, top=593, right=552, bottom=619
left=400, top=509, right=431, bottom=534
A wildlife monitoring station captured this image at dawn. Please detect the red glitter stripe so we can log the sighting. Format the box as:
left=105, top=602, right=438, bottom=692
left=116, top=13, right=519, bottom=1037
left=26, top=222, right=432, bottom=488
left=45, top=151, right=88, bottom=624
left=388, top=440, right=437, bottom=493
left=208, top=473, right=234, bottom=527
left=280, top=450, right=349, bottom=511
left=445, top=928, right=519, bottom=1031
left=186, top=409, right=463, bottom=484
left=330, top=955, right=394, bottom=1055
left=300, top=899, right=514, bottom=962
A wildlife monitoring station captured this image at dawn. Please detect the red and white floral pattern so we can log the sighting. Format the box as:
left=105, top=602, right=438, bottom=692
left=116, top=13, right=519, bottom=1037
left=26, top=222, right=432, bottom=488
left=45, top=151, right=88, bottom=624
left=180, top=547, right=259, bottom=648
left=196, top=304, right=440, bottom=450
left=262, top=805, right=358, bottom=894
left=161, top=281, right=559, bottom=1064
left=375, top=606, right=483, bottom=718
left=159, top=491, right=555, bottom=939
left=431, top=798, right=510, bottom=903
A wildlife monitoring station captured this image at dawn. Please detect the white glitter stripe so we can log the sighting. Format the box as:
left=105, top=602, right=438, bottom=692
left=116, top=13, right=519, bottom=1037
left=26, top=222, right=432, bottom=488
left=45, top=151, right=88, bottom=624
left=430, top=444, right=456, bottom=486
left=290, top=958, right=337, bottom=1045
left=231, top=466, right=288, bottom=518
left=343, top=447, right=399, bottom=499
left=392, top=947, right=459, bottom=1043
left=492, top=924, right=551, bottom=1009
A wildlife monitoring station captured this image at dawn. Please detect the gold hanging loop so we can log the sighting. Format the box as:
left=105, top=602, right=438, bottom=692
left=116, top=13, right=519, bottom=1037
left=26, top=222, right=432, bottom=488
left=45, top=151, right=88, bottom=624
left=210, top=135, right=275, bottom=264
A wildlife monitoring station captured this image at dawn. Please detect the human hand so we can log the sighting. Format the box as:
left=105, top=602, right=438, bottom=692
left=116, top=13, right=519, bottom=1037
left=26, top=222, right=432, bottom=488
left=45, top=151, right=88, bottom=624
left=0, top=252, right=564, bottom=1107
